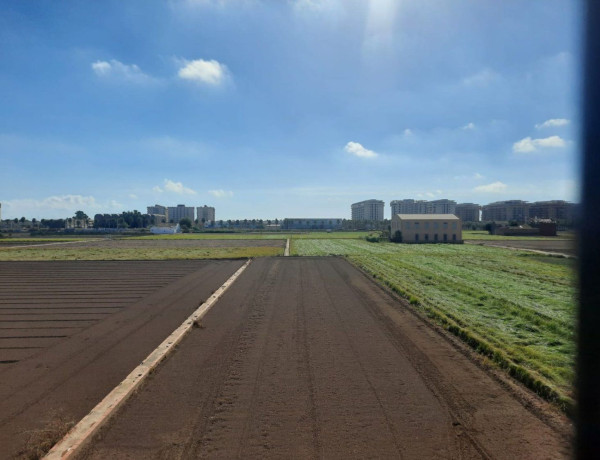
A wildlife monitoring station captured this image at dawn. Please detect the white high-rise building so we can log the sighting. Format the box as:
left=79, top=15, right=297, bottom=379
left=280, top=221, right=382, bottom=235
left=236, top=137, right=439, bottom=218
left=167, top=204, right=195, bottom=223
left=351, top=199, right=385, bottom=221
left=196, top=205, right=215, bottom=223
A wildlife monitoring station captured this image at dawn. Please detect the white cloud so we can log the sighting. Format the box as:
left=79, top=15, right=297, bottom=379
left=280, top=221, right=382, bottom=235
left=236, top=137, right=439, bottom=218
left=461, top=122, right=475, bottom=130
left=129, top=194, right=138, bottom=199
left=535, top=118, right=570, bottom=129
left=462, top=68, right=500, bottom=87
left=473, top=181, right=507, bottom=193
left=344, top=141, right=378, bottom=159
left=209, top=189, right=234, bottom=198
left=162, top=179, right=197, bottom=195
left=474, top=172, right=484, bottom=180
left=91, top=59, right=156, bottom=84
left=513, top=135, right=566, bottom=153
left=2, top=195, right=123, bottom=219
left=152, top=186, right=163, bottom=193
left=177, top=58, right=230, bottom=85
left=403, top=128, right=413, bottom=136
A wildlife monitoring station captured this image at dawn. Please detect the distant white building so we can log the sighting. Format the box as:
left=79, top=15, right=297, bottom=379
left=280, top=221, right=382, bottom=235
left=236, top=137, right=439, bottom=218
left=167, top=205, right=194, bottom=223
left=150, top=224, right=181, bottom=234
left=351, top=199, right=384, bottom=221
left=196, top=205, right=215, bottom=224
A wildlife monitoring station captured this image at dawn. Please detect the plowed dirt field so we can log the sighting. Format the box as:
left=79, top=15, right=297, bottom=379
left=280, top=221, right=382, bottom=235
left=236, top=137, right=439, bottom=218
left=81, top=257, right=571, bottom=459
left=0, top=260, right=245, bottom=458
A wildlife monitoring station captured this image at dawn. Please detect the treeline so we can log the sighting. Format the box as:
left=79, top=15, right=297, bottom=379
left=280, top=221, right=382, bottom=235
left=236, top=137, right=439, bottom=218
left=93, top=211, right=159, bottom=229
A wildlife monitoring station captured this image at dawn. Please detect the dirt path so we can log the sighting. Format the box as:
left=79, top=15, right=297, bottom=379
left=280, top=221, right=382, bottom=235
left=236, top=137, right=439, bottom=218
left=0, top=260, right=244, bottom=458
left=465, top=239, right=576, bottom=257
left=81, top=257, right=570, bottom=459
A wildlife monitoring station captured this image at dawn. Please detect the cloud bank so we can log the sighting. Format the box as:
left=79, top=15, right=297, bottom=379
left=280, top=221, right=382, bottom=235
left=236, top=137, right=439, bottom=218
left=177, top=59, right=230, bottom=85
left=91, top=59, right=156, bottom=84
left=535, top=118, right=570, bottom=129
left=344, top=141, right=378, bottom=159
left=209, top=189, right=234, bottom=198
left=513, top=136, right=566, bottom=153
left=473, top=181, right=507, bottom=193
left=153, top=179, right=197, bottom=195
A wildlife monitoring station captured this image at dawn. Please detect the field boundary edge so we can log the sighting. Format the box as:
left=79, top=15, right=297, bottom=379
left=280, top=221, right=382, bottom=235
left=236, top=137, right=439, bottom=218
left=43, top=258, right=253, bottom=460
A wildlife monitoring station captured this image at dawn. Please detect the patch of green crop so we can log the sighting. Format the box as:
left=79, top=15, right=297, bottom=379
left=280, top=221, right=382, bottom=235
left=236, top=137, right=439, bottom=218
left=463, top=230, right=572, bottom=241
left=127, top=231, right=369, bottom=240
left=293, top=239, right=576, bottom=410
left=0, top=237, right=85, bottom=244
left=0, top=246, right=283, bottom=261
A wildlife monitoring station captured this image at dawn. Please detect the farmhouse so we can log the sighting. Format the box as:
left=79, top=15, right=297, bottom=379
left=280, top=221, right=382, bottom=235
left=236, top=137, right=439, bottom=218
left=391, top=214, right=462, bottom=243
left=150, top=224, right=181, bottom=235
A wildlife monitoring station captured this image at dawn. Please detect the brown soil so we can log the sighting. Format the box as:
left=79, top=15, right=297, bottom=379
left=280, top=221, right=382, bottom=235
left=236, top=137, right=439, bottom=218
left=81, top=257, right=571, bottom=459
left=465, top=239, right=576, bottom=256
left=0, top=260, right=245, bottom=458
left=54, top=239, right=286, bottom=249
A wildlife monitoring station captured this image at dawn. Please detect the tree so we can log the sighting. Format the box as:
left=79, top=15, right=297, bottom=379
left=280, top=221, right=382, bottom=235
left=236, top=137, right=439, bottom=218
left=74, top=210, right=88, bottom=220
left=391, top=230, right=403, bottom=243
left=179, top=217, right=192, bottom=230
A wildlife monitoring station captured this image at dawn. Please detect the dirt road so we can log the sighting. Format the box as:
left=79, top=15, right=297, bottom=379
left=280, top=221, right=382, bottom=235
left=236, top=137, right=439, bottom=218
left=82, top=257, right=570, bottom=459
left=465, top=239, right=576, bottom=257
left=0, top=260, right=244, bottom=458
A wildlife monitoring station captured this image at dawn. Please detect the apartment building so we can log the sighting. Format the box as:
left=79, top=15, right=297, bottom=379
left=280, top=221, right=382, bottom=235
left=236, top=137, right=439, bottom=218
left=390, top=199, right=456, bottom=215
left=528, top=200, right=575, bottom=225
left=167, top=204, right=195, bottom=223
left=429, top=199, right=457, bottom=214
left=390, top=199, right=427, bottom=215
left=481, top=200, right=529, bottom=223
left=147, top=204, right=168, bottom=222
left=282, top=218, right=343, bottom=230
left=197, top=205, right=215, bottom=223
left=455, top=203, right=481, bottom=222
left=391, top=214, right=462, bottom=243
left=351, top=199, right=385, bottom=221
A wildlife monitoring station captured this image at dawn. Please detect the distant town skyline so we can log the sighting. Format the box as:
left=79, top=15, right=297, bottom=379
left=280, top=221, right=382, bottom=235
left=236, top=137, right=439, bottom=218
left=1, top=1, right=581, bottom=220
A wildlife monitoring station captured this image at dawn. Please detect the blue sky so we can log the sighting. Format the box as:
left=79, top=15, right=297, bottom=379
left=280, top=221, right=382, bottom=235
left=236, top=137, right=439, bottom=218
left=0, top=0, right=581, bottom=220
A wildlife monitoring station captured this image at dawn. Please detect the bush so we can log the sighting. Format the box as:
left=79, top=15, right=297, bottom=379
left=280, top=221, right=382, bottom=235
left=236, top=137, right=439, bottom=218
left=390, top=230, right=403, bottom=243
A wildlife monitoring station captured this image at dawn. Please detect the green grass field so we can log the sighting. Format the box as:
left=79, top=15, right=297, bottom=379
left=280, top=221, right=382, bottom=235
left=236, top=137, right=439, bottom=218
left=0, top=246, right=283, bottom=261
left=0, top=237, right=86, bottom=244
left=462, top=230, right=574, bottom=241
left=0, top=231, right=576, bottom=410
left=128, top=231, right=371, bottom=240
left=292, top=239, right=576, bottom=410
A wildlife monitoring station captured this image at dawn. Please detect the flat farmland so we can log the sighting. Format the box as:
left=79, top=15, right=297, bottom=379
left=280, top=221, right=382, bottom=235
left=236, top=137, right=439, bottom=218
left=0, top=259, right=245, bottom=458
left=0, top=238, right=285, bottom=261
left=292, top=239, right=576, bottom=409
left=466, top=239, right=576, bottom=256
left=81, top=258, right=570, bottom=459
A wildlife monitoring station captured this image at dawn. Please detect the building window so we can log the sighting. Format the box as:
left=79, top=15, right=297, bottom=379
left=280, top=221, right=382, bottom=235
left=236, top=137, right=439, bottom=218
left=452, top=222, right=457, bottom=230
left=425, top=234, right=429, bottom=241
left=434, top=222, right=439, bottom=230
left=415, top=234, right=419, bottom=242
left=425, top=222, right=430, bottom=230
left=405, top=222, right=411, bottom=230
left=443, top=222, right=448, bottom=229
left=434, top=234, right=438, bottom=241
left=453, top=234, right=457, bottom=241
left=444, top=234, right=448, bottom=242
